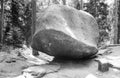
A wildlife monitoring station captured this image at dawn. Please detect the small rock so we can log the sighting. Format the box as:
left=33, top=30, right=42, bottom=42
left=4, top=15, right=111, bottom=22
left=96, top=58, right=111, bottom=72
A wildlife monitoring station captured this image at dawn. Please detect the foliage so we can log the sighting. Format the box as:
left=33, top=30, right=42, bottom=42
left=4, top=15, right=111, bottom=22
left=84, top=0, right=109, bottom=46
left=0, top=0, right=120, bottom=47
left=1, top=0, right=32, bottom=47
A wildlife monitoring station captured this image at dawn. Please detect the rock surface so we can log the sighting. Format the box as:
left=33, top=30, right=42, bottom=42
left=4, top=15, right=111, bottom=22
left=31, top=4, right=99, bottom=59
left=1, top=46, right=120, bottom=78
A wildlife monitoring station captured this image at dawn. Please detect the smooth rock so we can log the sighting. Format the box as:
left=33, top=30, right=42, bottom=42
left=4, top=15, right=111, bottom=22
left=31, top=4, right=99, bottom=59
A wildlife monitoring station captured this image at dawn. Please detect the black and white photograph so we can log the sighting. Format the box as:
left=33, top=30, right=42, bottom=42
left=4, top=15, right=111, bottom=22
left=0, top=0, right=120, bottom=78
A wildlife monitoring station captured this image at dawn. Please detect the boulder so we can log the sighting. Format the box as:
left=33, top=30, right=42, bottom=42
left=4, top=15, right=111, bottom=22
left=31, top=4, right=99, bottom=59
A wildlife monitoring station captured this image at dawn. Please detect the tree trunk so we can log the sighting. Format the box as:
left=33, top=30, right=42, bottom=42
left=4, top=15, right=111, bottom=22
left=117, top=1, right=120, bottom=44
left=114, top=0, right=119, bottom=44
left=110, top=0, right=119, bottom=44
left=31, top=0, right=36, bottom=40
left=62, top=0, right=66, bottom=5
left=80, top=0, right=83, bottom=10
left=0, top=0, right=4, bottom=46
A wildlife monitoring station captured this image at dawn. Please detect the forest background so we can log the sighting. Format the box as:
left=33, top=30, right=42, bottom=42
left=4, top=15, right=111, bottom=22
left=0, top=0, right=120, bottom=49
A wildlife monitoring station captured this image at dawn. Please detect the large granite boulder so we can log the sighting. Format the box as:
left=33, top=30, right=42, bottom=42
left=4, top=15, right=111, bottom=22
left=31, top=4, right=99, bottom=59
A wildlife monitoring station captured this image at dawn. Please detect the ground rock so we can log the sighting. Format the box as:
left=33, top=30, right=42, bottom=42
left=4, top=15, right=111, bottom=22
left=31, top=4, right=99, bottom=59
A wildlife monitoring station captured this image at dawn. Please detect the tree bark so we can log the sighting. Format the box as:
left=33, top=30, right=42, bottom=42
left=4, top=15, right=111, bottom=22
left=114, top=0, right=119, bottom=44
left=111, top=0, right=119, bottom=44
left=110, top=0, right=119, bottom=44
left=31, top=0, right=36, bottom=40
left=0, top=0, right=4, bottom=45
left=117, top=1, right=120, bottom=44
left=80, top=0, right=83, bottom=10
left=62, top=0, right=66, bottom=5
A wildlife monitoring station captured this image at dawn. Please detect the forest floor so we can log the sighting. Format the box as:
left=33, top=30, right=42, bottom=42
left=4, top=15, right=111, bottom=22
left=0, top=45, right=120, bottom=78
